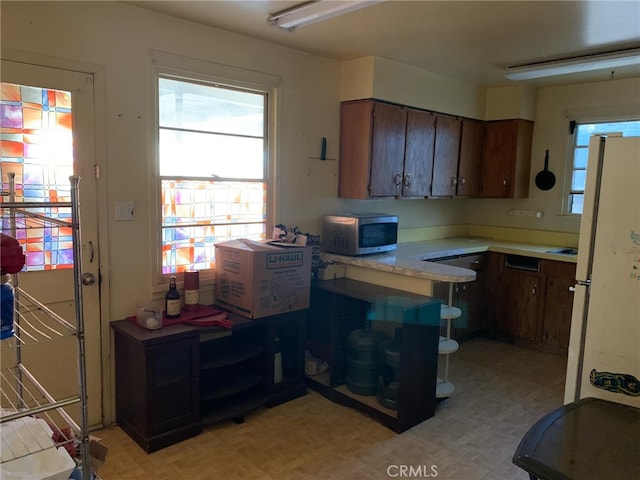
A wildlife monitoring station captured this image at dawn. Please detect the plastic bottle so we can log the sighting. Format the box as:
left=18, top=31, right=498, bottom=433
left=0, top=233, right=25, bottom=340
left=1, top=274, right=14, bottom=340
left=274, top=336, right=283, bottom=384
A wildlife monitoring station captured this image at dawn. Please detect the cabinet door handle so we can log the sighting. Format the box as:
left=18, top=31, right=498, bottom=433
left=450, top=176, right=458, bottom=187
left=569, top=286, right=576, bottom=292
left=532, top=285, right=537, bottom=296
left=395, top=171, right=402, bottom=188
left=404, top=174, right=411, bottom=187
left=503, top=179, right=508, bottom=186
left=459, top=177, right=466, bottom=185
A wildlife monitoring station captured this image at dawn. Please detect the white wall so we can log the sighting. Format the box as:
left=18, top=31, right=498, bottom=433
left=485, top=85, right=537, bottom=121
left=467, top=77, right=640, bottom=234
left=1, top=1, right=336, bottom=318
left=1, top=2, right=468, bottom=319
left=341, top=56, right=487, bottom=119
left=3, top=2, right=639, bottom=319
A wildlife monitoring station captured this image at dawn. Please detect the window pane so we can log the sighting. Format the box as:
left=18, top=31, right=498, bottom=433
left=161, top=179, right=265, bottom=226
left=570, top=194, right=584, bottom=215
left=577, top=120, right=640, bottom=145
left=160, top=179, right=266, bottom=275
left=576, top=124, right=595, bottom=146
left=159, top=129, right=263, bottom=179
left=573, top=147, right=588, bottom=169
left=568, top=120, right=639, bottom=216
left=162, top=223, right=265, bottom=274
left=572, top=169, right=587, bottom=191
left=158, top=74, right=268, bottom=275
left=159, top=78, right=264, bottom=137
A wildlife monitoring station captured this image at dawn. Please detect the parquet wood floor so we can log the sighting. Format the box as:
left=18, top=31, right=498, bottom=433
left=94, top=338, right=566, bottom=480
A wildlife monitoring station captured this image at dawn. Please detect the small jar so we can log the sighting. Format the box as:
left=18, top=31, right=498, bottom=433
left=136, top=304, right=163, bottom=330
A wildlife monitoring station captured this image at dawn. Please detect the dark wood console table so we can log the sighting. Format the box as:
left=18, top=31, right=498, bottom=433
left=513, top=397, right=640, bottom=480
left=112, top=309, right=306, bottom=452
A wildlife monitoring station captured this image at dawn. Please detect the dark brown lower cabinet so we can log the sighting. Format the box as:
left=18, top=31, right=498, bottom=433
left=432, top=253, right=486, bottom=341
left=112, top=310, right=306, bottom=452
left=488, top=253, right=576, bottom=354
left=114, top=332, right=200, bottom=453
left=307, top=278, right=441, bottom=433
left=496, top=267, right=541, bottom=341
left=541, top=260, right=576, bottom=348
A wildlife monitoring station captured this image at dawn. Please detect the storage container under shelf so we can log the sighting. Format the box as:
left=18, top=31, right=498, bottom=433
left=308, top=278, right=441, bottom=432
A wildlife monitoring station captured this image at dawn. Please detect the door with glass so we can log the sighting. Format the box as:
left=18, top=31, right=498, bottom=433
left=1, top=59, right=103, bottom=426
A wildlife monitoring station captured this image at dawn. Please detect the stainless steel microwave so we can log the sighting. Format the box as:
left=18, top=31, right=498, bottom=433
left=321, top=213, right=398, bottom=256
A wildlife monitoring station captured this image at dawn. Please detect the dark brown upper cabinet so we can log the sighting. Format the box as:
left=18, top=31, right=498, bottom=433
left=430, top=117, right=486, bottom=198
left=402, top=108, right=436, bottom=198
left=338, top=99, right=434, bottom=199
left=430, top=115, right=462, bottom=197
left=338, top=99, right=533, bottom=200
left=481, top=119, right=534, bottom=198
left=456, top=119, right=485, bottom=197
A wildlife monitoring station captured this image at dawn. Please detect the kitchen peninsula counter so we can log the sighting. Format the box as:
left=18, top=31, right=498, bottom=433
left=320, top=237, right=577, bottom=284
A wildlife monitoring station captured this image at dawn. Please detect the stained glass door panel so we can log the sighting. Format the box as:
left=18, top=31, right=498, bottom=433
left=1, top=82, right=75, bottom=270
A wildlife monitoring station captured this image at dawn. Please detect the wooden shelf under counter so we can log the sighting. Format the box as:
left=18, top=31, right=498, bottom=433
left=307, top=278, right=441, bottom=433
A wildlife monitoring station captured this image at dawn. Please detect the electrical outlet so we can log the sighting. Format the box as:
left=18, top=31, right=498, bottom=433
left=509, top=209, right=543, bottom=218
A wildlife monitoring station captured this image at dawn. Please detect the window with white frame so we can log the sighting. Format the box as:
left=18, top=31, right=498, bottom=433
left=157, top=75, right=269, bottom=275
left=567, top=119, right=640, bottom=215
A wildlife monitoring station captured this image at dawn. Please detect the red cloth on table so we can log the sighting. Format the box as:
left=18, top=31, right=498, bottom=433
left=127, top=304, right=232, bottom=329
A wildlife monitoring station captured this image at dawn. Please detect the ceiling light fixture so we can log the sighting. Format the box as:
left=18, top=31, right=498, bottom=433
left=268, top=0, right=383, bottom=30
left=504, top=48, right=640, bottom=81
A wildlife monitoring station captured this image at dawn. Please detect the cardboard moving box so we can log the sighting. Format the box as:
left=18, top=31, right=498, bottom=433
left=215, top=239, right=312, bottom=319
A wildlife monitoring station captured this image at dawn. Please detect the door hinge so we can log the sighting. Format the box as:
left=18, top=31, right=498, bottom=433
left=94, top=164, right=100, bottom=180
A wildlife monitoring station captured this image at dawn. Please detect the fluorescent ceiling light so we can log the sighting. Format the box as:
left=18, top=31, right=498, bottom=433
left=268, top=0, right=383, bottom=30
left=505, top=48, right=640, bottom=80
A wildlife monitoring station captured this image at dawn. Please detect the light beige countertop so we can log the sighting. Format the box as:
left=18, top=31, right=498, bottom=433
left=320, top=237, right=577, bottom=283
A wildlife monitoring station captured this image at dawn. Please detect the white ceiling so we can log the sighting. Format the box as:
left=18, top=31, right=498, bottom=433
left=129, top=0, right=640, bottom=87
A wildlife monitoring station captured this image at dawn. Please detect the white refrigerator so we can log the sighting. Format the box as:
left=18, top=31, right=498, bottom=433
left=565, top=135, right=640, bottom=408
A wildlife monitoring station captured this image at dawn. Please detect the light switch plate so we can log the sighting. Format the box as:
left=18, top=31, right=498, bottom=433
left=115, top=201, right=135, bottom=221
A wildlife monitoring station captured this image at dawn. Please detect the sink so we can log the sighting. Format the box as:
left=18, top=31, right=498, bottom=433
left=546, top=247, right=578, bottom=255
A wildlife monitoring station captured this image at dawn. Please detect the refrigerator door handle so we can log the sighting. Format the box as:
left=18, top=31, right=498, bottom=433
left=570, top=279, right=590, bottom=292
